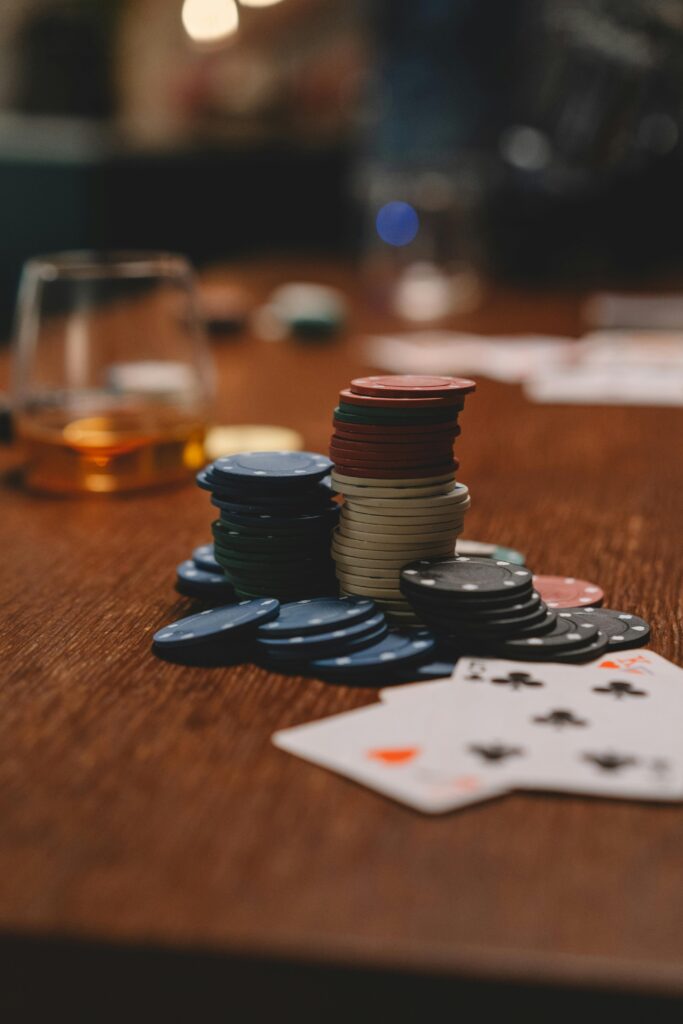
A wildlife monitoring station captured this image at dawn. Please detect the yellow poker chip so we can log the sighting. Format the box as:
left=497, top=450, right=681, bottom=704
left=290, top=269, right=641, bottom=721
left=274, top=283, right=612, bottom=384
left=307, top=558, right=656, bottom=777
left=338, top=524, right=458, bottom=546
left=339, top=515, right=460, bottom=538
left=335, top=564, right=398, bottom=580
left=342, top=507, right=465, bottom=526
left=343, top=487, right=470, bottom=511
left=204, top=424, right=304, bottom=460
left=335, top=527, right=457, bottom=551
left=332, top=551, right=419, bottom=570
left=335, top=579, right=404, bottom=599
left=331, top=470, right=456, bottom=488
left=332, top=480, right=457, bottom=499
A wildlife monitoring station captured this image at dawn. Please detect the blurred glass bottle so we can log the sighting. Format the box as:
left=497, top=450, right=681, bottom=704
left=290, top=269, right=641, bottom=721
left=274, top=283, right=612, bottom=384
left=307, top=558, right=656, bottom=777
left=12, top=251, right=213, bottom=494
left=357, top=0, right=520, bottom=321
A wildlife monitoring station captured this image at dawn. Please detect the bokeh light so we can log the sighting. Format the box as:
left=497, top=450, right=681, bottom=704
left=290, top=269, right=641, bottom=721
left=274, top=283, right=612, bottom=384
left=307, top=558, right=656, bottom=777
left=375, top=201, right=419, bottom=247
left=181, top=0, right=239, bottom=44
left=239, top=0, right=286, bottom=7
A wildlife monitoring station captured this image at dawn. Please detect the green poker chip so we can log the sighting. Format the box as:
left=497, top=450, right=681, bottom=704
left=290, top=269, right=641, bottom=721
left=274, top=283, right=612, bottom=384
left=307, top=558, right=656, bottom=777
left=334, top=405, right=459, bottom=426
left=456, top=539, right=526, bottom=565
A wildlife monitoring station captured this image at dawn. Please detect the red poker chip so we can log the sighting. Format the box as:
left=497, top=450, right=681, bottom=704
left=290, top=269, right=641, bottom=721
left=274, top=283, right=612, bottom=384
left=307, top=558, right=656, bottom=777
left=332, top=417, right=460, bottom=438
left=340, top=388, right=464, bottom=410
left=330, top=453, right=455, bottom=469
left=533, top=575, right=605, bottom=610
left=350, top=374, right=476, bottom=398
left=330, top=451, right=460, bottom=472
left=332, top=462, right=457, bottom=480
left=330, top=437, right=455, bottom=457
left=333, top=423, right=461, bottom=443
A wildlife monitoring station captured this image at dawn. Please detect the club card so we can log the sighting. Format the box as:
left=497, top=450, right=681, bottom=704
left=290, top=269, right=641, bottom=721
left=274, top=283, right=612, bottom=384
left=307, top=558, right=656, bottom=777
left=421, top=658, right=683, bottom=803
left=380, top=650, right=683, bottom=707
left=273, top=700, right=507, bottom=815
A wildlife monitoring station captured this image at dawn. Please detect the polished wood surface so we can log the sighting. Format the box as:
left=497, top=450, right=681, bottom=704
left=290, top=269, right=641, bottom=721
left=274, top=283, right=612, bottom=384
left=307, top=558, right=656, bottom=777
left=1, top=262, right=683, bottom=1011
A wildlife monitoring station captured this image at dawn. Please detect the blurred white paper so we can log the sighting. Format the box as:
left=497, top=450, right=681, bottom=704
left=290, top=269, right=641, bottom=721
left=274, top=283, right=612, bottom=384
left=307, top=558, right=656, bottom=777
left=584, top=292, right=683, bottom=330
left=367, top=331, right=573, bottom=384
left=525, top=365, right=683, bottom=406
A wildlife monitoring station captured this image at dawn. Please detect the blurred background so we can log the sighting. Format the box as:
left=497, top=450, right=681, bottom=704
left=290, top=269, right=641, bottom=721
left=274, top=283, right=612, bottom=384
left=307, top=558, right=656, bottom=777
left=1, top=0, right=683, bottom=338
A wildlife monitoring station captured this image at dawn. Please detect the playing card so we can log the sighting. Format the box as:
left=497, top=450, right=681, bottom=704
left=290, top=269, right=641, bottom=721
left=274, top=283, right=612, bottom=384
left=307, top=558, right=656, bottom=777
left=421, top=658, right=683, bottom=803
left=380, top=678, right=454, bottom=707
left=380, top=650, right=683, bottom=707
left=273, top=700, right=507, bottom=814
left=589, top=648, right=683, bottom=679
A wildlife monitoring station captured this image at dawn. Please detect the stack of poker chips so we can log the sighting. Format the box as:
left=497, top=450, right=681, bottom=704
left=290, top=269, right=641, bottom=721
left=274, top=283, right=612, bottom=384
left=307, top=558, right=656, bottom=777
left=197, top=451, right=339, bottom=601
left=328, top=374, right=476, bottom=622
left=400, top=556, right=612, bottom=663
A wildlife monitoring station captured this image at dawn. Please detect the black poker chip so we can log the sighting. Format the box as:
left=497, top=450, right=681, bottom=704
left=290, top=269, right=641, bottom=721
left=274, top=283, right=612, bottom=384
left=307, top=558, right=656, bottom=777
left=439, top=608, right=558, bottom=646
left=401, top=556, right=533, bottom=602
left=417, top=601, right=552, bottom=639
left=559, top=607, right=650, bottom=651
left=175, top=560, right=235, bottom=601
left=489, top=611, right=603, bottom=658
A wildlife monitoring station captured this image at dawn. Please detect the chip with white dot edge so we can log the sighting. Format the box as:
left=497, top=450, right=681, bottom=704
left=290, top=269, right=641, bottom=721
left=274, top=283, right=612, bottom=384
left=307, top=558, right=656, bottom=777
left=153, top=598, right=280, bottom=649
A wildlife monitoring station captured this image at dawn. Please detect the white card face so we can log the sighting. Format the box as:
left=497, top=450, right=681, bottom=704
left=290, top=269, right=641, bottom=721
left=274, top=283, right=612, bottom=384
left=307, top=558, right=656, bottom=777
left=273, top=701, right=507, bottom=815
left=380, top=678, right=454, bottom=706
left=421, top=658, right=683, bottom=803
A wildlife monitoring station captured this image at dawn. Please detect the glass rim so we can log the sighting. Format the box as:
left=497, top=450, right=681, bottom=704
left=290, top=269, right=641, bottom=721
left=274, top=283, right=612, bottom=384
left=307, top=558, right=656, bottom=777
left=22, top=250, right=194, bottom=281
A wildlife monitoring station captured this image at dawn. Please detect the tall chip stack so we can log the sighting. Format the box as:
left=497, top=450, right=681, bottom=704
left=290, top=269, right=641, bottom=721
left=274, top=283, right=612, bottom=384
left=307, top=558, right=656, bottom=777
left=196, top=451, right=339, bottom=601
left=328, top=375, right=476, bottom=622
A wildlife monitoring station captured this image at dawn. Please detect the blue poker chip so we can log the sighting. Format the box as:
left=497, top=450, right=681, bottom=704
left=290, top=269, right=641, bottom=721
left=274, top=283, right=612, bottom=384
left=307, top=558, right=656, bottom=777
left=257, top=596, right=377, bottom=638
left=310, top=628, right=436, bottom=678
left=153, top=598, right=280, bottom=649
left=176, top=560, right=235, bottom=600
left=199, top=468, right=334, bottom=508
left=256, top=612, right=387, bottom=659
left=192, top=544, right=222, bottom=575
left=209, top=451, right=332, bottom=489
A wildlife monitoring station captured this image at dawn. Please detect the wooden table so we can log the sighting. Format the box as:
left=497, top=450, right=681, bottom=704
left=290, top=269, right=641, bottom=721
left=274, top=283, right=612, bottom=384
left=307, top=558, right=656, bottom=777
left=2, top=262, right=683, bottom=1020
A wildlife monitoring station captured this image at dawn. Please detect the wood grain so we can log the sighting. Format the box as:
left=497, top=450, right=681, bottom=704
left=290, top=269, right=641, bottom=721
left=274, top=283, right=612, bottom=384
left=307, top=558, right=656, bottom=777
left=1, top=261, right=683, bottom=1012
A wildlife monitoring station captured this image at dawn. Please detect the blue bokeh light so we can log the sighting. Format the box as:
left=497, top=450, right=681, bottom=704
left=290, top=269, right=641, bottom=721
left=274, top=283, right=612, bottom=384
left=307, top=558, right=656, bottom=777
left=375, top=201, right=419, bottom=247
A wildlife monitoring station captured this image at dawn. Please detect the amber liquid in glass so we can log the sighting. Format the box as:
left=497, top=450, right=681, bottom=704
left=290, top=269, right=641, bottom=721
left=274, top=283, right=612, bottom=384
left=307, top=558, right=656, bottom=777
left=17, top=405, right=206, bottom=493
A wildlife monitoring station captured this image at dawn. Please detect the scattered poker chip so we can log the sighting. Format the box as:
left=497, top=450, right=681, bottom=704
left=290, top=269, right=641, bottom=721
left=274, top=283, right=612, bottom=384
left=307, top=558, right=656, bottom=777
left=349, top=375, right=476, bottom=398
left=153, top=599, right=280, bottom=649
left=533, top=575, right=605, bottom=609
left=401, top=557, right=533, bottom=600
left=559, top=607, right=650, bottom=650
left=192, top=543, right=222, bottom=574
left=257, top=596, right=377, bottom=637
left=456, top=540, right=526, bottom=565
left=257, top=612, right=387, bottom=659
left=176, top=560, right=235, bottom=600
left=310, top=628, right=437, bottom=678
